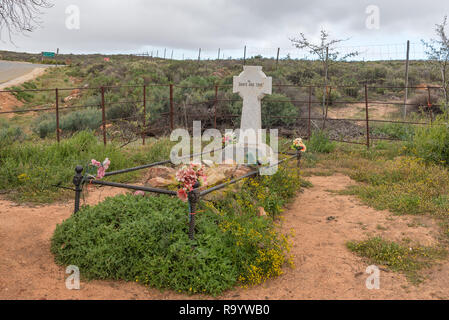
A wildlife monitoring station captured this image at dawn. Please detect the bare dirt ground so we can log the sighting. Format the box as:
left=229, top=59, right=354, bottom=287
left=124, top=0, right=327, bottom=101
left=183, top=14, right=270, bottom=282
left=1, top=174, right=448, bottom=300
left=326, top=102, right=400, bottom=120
left=0, top=92, right=23, bottom=118
left=0, top=66, right=48, bottom=118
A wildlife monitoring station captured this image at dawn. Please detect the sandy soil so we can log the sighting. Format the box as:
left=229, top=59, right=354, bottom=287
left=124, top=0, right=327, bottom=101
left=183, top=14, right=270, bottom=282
left=326, top=102, right=400, bottom=120
left=0, top=92, right=23, bottom=118
left=1, top=174, right=448, bottom=300
left=0, top=67, right=47, bottom=91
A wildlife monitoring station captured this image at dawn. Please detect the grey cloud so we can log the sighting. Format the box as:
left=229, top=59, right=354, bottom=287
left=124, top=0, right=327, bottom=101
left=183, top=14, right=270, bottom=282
left=1, top=0, right=448, bottom=54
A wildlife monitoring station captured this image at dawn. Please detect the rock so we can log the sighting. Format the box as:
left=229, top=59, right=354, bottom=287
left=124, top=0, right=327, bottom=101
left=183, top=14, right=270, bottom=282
left=202, top=159, right=214, bottom=167
left=258, top=207, right=267, bottom=217
left=203, top=164, right=253, bottom=186
left=144, top=166, right=176, bottom=183
left=224, top=165, right=252, bottom=178
left=206, top=172, right=226, bottom=186
left=145, top=177, right=175, bottom=188
left=71, top=89, right=81, bottom=95
left=63, top=89, right=81, bottom=102
left=223, top=159, right=236, bottom=165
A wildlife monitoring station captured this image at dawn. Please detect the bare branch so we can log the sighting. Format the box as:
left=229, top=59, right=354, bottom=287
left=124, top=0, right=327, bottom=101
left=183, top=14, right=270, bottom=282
left=289, top=29, right=358, bottom=64
left=0, top=0, right=53, bottom=41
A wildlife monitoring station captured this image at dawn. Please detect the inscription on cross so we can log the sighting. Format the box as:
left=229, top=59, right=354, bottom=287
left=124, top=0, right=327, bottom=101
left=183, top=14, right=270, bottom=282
left=233, top=66, right=272, bottom=144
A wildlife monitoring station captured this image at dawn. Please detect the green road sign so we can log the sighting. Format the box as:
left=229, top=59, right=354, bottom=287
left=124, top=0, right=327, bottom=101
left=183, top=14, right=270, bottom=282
left=42, top=52, right=55, bottom=57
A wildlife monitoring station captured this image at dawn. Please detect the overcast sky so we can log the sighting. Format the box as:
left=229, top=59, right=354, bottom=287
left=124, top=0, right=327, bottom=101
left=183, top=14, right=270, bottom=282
left=1, top=0, right=449, bottom=59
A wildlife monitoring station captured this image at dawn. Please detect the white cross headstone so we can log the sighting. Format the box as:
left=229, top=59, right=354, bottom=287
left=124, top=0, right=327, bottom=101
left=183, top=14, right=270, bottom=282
left=233, top=66, right=272, bottom=144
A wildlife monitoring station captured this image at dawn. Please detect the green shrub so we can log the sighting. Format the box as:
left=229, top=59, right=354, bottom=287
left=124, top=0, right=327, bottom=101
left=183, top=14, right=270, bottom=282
left=314, top=88, right=342, bottom=105
left=106, top=102, right=139, bottom=121
left=407, top=119, right=449, bottom=165
left=8, top=85, right=34, bottom=102
left=33, top=108, right=102, bottom=138
left=0, top=129, right=175, bottom=203
left=52, top=195, right=239, bottom=295
left=262, top=94, right=297, bottom=127
left=371, top=123, right=415, bottom=141
left=0, top=119, right=27, bottom=148
left=347, top=237, right=445, bottom=282
left=286, top=68, right=315, bottom=85
left=345, top=156, right=449, bottom=216
left=0, top=131, right=130, bottom=202
left=341, top=79, right=359, bottom=98
left=51, top=163, right=301, bottom=295
left=228, top=93, right=297, bottom=128
left=307, top=130, right=336, bottom=153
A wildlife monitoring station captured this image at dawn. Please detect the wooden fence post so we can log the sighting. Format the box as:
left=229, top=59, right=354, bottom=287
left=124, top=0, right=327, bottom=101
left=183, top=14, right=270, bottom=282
left=101, top=86, right=106, bottom=146
left=365, top=84, right=370, bottom=149
left=55, top=88, right=60, bottom=143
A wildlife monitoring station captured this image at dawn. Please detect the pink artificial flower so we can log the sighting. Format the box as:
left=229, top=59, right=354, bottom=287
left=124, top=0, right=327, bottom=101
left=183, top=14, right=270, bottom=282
left=91, top=158, right=110, bottom=179
left=96, top=166, right=106, bottom=179
left=175, top=163, right=207, bottom=202
left=102, top=158, right=110, bottom=170
left=177, top=188, right=188, bottom=202
left=134, top=191, right=145, bottom=196
left=91, top=159, right=101, bottom=167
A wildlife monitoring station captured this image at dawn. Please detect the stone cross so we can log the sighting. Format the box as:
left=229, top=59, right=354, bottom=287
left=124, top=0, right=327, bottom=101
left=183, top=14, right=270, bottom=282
left=233, top=66, right=272, bottom=144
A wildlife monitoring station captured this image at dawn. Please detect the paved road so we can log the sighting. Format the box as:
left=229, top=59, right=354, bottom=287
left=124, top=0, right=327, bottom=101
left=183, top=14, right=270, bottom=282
left=0, top=60, right=53, bottom=84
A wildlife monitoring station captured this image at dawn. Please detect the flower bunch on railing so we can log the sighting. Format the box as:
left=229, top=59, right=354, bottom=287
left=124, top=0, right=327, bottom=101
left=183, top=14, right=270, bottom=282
left=175, top=163, right=207, bottom=201
left=291, top=138, right=307, bottom=152
left=222, top=132, right=237, bottom=147
left=89, top=158, right=111, bottom=179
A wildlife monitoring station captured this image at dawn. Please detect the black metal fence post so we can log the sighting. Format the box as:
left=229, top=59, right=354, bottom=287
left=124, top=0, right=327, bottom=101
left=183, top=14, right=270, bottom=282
left=73, top=165, right=83, bottom=213
left=187, top=182, right=200, bottom=240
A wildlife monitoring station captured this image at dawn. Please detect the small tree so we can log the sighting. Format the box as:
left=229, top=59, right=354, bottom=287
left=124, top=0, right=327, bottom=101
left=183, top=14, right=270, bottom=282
left=290, top=29, right=358, bottom=118
left=0, top=0, right=53, bottom=41
left=422, top=16, right=449, bottom=111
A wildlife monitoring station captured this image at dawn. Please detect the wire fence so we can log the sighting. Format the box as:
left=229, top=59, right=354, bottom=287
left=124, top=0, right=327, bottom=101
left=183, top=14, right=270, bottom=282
left=1, top=82, right=445, bottom=149
left=133, top=41, right=428, bottom=62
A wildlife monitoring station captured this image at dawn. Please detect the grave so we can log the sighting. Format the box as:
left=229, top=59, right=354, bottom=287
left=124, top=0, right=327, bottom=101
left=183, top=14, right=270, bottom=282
left=221, top=66, right=277, bottom=170
left=142, top=65, right=278, bottom=192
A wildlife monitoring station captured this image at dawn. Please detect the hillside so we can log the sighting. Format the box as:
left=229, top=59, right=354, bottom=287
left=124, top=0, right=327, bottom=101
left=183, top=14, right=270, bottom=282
left=0, top=50, right=444, bottom=143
